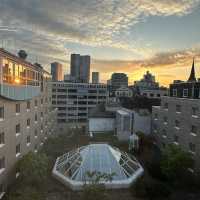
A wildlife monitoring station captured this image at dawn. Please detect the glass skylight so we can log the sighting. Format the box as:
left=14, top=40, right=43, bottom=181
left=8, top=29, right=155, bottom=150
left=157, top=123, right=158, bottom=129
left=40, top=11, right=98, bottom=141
left=52, top=143, right=144, bottom=190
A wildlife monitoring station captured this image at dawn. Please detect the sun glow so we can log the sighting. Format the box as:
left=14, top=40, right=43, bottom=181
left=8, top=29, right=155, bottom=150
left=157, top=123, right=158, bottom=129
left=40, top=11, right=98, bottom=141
left=14, top=78, right=20, bottom=84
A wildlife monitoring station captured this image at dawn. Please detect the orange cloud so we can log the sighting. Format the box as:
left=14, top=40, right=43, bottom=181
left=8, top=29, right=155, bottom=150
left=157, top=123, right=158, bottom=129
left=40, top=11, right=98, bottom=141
left=91, top=48, right=200, bottom=87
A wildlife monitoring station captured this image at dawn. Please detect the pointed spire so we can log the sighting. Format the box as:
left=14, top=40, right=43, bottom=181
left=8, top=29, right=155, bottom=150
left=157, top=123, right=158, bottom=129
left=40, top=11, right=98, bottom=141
left=188, top=58, right=196, bottom=82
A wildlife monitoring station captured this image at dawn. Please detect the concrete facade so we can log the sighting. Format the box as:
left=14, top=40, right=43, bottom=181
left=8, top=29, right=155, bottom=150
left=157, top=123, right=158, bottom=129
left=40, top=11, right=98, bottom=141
left=88, top=118, right=115, bottom=134
left=0, top=49, right=57, bottom=196
left=152, top=96, right=200, bottom=173
left=52, top=82, right=108, bottom=133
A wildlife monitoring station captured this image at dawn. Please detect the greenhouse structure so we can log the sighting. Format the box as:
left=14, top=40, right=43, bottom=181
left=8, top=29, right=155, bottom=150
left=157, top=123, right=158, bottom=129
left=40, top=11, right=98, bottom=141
left=52, top=143, right=144, bottom=190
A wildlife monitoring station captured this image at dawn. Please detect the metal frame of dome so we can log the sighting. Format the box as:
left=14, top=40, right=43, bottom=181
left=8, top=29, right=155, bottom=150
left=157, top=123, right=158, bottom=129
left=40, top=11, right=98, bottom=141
left=52, top=143, right=144, bottom=190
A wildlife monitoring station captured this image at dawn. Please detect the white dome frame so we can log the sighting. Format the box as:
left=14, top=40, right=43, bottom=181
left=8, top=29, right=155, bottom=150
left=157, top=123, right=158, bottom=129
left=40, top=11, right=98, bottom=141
left=52, top=143, right=144, bottom=190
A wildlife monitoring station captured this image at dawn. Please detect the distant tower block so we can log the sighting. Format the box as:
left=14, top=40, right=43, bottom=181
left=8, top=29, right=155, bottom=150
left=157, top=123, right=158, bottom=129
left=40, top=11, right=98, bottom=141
left=51, top=62, right=63, bottom=81
left=92, top=72, right=99, bottom=84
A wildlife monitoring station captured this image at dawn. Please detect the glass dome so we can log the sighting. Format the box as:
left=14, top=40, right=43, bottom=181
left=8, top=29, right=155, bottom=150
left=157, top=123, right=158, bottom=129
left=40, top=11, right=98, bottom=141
left=52, top=143, right=143, bottom=190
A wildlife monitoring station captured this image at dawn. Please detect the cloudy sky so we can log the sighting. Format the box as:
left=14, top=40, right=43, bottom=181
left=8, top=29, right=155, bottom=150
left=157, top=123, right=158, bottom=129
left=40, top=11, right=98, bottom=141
left=0, top=0, right=200, bottom=86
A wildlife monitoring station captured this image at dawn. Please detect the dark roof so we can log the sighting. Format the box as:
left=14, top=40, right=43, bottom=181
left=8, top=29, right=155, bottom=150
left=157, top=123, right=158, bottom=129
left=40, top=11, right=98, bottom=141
left=188, top=58, right=196, bottom=82
left=88, top=103, right=115, bottom=118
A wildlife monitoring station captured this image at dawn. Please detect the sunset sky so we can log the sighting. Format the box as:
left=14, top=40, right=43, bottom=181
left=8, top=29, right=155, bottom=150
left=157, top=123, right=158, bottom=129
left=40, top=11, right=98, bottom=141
left=0, top=0, right=200, bottom=86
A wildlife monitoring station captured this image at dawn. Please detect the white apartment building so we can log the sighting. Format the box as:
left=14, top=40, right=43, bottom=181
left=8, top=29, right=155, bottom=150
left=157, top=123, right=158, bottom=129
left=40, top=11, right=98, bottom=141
left=52, top=82, right=108, bottom=132
left=0, top=49, right=57, bottom=197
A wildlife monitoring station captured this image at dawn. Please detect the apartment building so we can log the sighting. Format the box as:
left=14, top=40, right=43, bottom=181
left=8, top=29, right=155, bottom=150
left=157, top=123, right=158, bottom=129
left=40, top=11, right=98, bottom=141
left=152, top=60, right=200, bottom=173
left=52, top=82, right=107, bottom=131
left=0, top=49, right=57, bottom=196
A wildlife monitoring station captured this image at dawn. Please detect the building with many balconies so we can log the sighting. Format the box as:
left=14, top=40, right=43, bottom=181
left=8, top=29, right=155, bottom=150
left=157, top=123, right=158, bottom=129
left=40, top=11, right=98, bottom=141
left=0, top=49, right=57, bottom=197
left=52, top=82, right=107, bottom=133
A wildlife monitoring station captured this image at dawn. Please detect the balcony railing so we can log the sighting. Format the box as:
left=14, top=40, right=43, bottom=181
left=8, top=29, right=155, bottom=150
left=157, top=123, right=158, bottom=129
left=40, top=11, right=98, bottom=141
left=0, top=83, right=40, bottom=100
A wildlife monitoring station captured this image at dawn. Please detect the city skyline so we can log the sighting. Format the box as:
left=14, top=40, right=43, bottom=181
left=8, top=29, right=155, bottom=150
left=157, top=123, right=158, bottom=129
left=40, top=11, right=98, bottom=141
left=0, top=1, right=200, bottom=86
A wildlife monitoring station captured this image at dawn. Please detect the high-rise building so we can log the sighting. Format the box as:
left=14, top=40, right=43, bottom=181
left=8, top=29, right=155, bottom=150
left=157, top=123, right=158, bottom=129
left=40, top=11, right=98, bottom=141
left=0, top=49, right=57, bottom=196
left=152, top=60, right=200, bottom=173
left=92, top=72, right=99, bottom=84
left=51, top=62, right=63, bottom=81
left=70, top=54, right=90, bottom=83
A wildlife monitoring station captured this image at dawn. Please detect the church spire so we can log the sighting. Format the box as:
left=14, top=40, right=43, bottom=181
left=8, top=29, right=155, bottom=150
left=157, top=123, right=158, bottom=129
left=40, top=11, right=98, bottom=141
left=188, top=58, right=196, bottom=82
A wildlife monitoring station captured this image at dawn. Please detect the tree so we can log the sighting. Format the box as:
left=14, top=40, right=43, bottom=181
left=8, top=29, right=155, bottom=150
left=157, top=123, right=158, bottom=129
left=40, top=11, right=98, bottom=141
left=81, top=171, right=115, bottom=200
left=16, top=152, right=49, bottom=187
left=160, top=144, right=194, bottom=182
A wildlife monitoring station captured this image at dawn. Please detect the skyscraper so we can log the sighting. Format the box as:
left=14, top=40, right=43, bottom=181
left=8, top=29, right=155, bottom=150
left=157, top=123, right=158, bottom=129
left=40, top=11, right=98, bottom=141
left=70, top=54, right=90, bottom=83
left=51, top=62, right=63, bottom=81
left=92, top=72, right=99, bottom=84
left=70, top=54, right=81, bottom=81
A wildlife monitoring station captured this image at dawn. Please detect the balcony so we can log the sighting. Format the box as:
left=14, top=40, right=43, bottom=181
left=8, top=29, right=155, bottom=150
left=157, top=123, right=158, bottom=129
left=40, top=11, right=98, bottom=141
left=0, top=83, right=40, bottom=100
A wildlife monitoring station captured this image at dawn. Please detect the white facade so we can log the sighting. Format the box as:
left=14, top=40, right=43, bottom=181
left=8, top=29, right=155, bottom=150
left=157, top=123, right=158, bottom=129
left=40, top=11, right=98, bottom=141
left=116, top=108, right=151, bottom=141
left=133, top=111, right=151, bottom=135
left=116, top=109, right=133, bottom=141
left=115, top=86, right=133, bottom=98
left=88, top=118, right=115, bottom=134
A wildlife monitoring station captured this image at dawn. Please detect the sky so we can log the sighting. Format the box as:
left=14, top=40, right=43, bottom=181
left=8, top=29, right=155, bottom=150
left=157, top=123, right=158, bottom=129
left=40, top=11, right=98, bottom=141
left=0, top=0, right=200, bottom=86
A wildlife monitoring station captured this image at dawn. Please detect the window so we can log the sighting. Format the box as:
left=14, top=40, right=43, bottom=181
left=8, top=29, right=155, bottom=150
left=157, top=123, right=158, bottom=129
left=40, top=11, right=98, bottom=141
left=176, top=105, right=181, bottom=113
left=162, top=129, right=167, bottom=137
left=175, top=120, right=180, bottom=128
left=26, top=136, right=31, bottom=144
left=27, top=101, right=30, bottom=110
left=41, top=112, right=43, bottom=118
left=34, top=100, right=38, bottom=107
left=16, top=124, right=20, bottom=134
left=183, top=89, right=188, bottom=97
left=192, top=107, right=198, bottom=116
left=34, top=144, right=38, bottom=152
left=189, top=143, right=196, bottom=153
left=163, top=116, right=168, bottom=124
left=34, top=130, right=38, bottom=137
left=174, top=135, right=179, bottom=143
left=153, top=124, right=157, bottom=132
left=172, top=89, right=177, bottom=97
left=27, top=118, right=30, bottom=127
left=41, top=98, right=43, bottom=105
left=35, top=114, right=38, bottom=122
left=0, top=157, right=5, bottom=170
left=191, top=125, right=197, bottom=134
left=162, top=142, right=166, bottom=148
left=150, top=93, right=154, bottom=97
left=164, top=103, right=168, bottom=109
left=154, top=113, right=158, bottom=120
left=0, top=183, right=5, bottom=195
left=0, top=107, right=4, bottom=120
left=16, top=144, right=20, bottom=155
left=0, top=132, right=5, bottom=145
left=16, top=103, right=20, bottom=114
